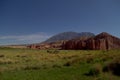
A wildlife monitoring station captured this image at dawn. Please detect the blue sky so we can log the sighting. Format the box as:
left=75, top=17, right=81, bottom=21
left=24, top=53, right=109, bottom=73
left=0, top=0, right=120, bottom=45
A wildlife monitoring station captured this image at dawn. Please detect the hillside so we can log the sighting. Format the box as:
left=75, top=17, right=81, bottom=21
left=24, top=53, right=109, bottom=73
left=44, top=31, right=95, bottom=43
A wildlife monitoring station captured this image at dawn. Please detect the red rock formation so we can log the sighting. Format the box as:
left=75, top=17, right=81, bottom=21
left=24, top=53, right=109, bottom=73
left=62, top=32, right=120, bottom=50
left=27, top=32, right=120, bottom=50
left=27, top=44, right=36, bottom=49
left=27, top=40, right=66, bottom=49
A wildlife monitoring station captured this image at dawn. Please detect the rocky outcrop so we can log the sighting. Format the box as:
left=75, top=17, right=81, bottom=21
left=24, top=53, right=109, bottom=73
left=62, top=32, right=120, bottom=50
left=62, top=40, right=86, bottom=50
left=27, top=40, right=67, bottom=49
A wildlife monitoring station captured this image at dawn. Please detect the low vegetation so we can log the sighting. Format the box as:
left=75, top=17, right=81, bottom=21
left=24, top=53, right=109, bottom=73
left=0, top=47, right=120, bottom=80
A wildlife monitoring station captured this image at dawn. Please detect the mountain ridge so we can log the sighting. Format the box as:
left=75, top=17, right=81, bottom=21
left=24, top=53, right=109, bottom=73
left=43, top=31, right=95, bottom=43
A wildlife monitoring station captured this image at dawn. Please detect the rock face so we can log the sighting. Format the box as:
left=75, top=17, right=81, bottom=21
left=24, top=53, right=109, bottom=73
left=62, top=32, right=120, bottom=50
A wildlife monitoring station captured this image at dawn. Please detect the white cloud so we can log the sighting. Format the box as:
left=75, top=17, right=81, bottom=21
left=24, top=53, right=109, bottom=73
left=0, top=33, right=51, bottom=45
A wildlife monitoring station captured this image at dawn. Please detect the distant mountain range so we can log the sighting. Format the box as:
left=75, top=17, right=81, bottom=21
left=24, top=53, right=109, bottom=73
left=44, top=31, right=95, bottom=43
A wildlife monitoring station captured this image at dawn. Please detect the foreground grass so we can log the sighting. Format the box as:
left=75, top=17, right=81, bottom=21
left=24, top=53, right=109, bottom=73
left=0, top=47, right=120, bottom=80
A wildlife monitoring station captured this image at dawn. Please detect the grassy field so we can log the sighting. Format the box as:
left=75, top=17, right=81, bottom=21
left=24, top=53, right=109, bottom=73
left=0, top=47, right=120, bottom=80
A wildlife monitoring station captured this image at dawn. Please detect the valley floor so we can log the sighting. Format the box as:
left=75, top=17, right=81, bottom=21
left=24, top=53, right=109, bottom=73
left=0, top=48, right=120, bottom=80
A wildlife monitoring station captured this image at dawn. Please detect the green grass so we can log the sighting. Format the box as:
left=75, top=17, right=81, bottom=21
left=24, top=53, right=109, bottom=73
left=0, top=47, right=120, bottom=80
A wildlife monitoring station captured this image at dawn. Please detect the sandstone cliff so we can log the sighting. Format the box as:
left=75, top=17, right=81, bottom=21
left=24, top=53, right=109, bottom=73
left=62, top=32, right=120, bottom=50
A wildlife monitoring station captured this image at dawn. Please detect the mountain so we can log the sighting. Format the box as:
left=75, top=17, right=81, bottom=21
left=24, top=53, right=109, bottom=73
left=44, top=31, right=95, bottom=43
left=27, top=32, right=120, bottom=50
left=27, top=31, right=95, bottom=49
left=62, top=32, right=120, bottom=50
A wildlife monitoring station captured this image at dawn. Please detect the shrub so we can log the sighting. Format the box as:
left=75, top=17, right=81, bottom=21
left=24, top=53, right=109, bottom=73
left=47, top=50, right=59, bottom=54
left=16, top=55, right=27, bottom=58
left=63, top=58, right=81, bottom=67
left=23, top=65, right=41, bottom=70
left=63, top=62, right=71, bottom=66
left=52, top=64, right=62, bottom=68
left=84, top=64, right=102, bottom=76
left=0, top=54, right=4, bottom=57
left=0, top=59, right=14, bottom=64
left=103, top=58, right=120, bottom=76
left=85, top=68, right=100, bottom=76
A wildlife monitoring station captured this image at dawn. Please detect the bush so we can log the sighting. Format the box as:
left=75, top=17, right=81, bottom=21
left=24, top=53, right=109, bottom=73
left=0, top=59, right=14, bottom=64
left=85, top=68, right=100, bottom=76
left=23, top=65, right=41, bottom=70
left=84, top=64, right=102, bottom=76
left=103, top=58, right=120, bottom=76
left=0, top=54, right=4, bottom=57
left=63, top=62, right=71, bottom=66
left=63, top=58, right=81, bottom=67
left=52, top=64, right=62, bottom=68
left=47, top=50, right=59, bottom=54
